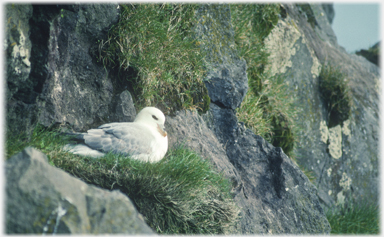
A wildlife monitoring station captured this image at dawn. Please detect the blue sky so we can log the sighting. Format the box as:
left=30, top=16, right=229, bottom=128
left=332, top=3, right=380, bottom=53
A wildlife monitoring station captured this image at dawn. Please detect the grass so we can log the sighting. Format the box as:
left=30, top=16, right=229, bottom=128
left=98, top=4, right=209, bottom=115
left=326, top=201, right=379, bottom=234
left=5, top=124, right=71, bottom=161
left=231, top=4, right=299, bottom=158
left=319, top=64, right=352, bottom=128
left=6, top=125, right=240, bottom=234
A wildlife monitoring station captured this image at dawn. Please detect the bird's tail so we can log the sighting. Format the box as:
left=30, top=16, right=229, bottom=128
left=61, top=132, right=85, bottom=143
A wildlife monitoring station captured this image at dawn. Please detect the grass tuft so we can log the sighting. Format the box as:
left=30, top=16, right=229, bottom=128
left=231, top=4, right=298, bottom=157
left=6, top=124, right=71, bottom=160
left=6, top=126, right=240, bottom=234
left=319, top=64, right=352, bottom=128
left=326, top=201, right=379, bottom=234
left=54, top=147, right=240, bottom=234
left=99, top=4, right=209, bottom=114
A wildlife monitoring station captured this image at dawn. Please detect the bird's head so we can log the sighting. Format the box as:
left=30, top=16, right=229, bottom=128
left=134, top=107, right=167, bottom=137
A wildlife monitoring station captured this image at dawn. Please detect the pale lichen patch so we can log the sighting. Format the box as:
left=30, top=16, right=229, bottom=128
left=264, top=18, right=301, bottom=77
left=319, top=120, right=328, bottom=143
left=339, top=172, right=352, bottom=190
left=327, top=167, right=332, bottom=177
left=337, top=191, right=345, bottom=205
left=328, top=125, right=342, bottom=159
left=342, top=119, right=351, bottom=138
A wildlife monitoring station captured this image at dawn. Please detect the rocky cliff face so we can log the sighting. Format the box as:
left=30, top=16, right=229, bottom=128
left=5, top=3, right=378, bottom=234
left=6, top=4, right=133, bottom=134
left=264, top=3, right=379, bottom=207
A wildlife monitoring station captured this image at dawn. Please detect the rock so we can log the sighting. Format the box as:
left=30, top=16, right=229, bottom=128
left=35, top=4, right=120, bottom=131
left=5, top=4, right=33, bottom=101
left=165, top=109, right=241, bottom=189
left=109, top=90, right=137, bottom=122
left=6, top=147, right=155, bottom=234
left=265, top=3, right=379, bottom=207
left=321, top=4, right=335, bottom=24
left=6, top=4, right=135, bottom=135
left=194, top=4, right=248, bottom=110
left=167, top=5, right=330, bottom=233
left=166, top=108, right=331, bottom=234
left=5, top=4, right=38, bottom=135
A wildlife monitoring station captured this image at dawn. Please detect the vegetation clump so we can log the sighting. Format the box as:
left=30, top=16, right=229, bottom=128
left=99, top=4, right=209, bottom=114
left=319, top=64, right=352, bottom=127
left=355, top=42, right=380, bottom=66
left=6, top=125, right=240, bottom=234
left=231, top=4, right=298, bottom=157
left=326, top=201, right=379, bottom=234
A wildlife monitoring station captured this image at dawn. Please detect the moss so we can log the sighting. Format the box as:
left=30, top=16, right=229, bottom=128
left=99, top=4, right=209, bottom=115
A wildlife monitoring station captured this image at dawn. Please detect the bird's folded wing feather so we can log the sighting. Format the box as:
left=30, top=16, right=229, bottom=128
left=83, top=123, right=154, bottom=156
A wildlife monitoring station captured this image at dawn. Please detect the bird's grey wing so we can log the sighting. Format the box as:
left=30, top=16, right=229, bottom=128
left=83, top=124, right=155, bottom=156
left=98, top=122, right=132, bottom=129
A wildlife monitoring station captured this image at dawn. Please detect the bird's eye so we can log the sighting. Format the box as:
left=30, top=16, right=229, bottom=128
left=152, top=115, right=158, bottom=120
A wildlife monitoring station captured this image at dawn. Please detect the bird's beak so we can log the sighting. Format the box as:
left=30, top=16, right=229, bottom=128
left=157, top=124, right=167, bottom=137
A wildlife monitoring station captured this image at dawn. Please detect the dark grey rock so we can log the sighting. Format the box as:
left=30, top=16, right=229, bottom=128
left=5, top=4, right=33, bottom=101
left=166, top=109, right=331, bottom=234
left=194, top=4, right=248, bottom=110
left=6, top=4, right=133, bottom=135
left=6, top=147, right=155, bottom=234
left=36, top=4, right=120, bottom=131
left=165, top=109, right=241, bottom=190
left=109, top=90, right=137, bottom=122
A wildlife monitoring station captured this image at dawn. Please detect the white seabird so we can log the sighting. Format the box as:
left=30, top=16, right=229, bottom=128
left=64, top=107, right=168, bottom=163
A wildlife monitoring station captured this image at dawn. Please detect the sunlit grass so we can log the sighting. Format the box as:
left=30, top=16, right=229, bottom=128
left=99, top=4, right=209, bottom=114
left=231, top=4, right=299, bottom=157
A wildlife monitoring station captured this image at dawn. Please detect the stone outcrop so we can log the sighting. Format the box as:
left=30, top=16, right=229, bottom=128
left=6, top=147, right=155, bottom=234
left=166, top=110, right=330, bottom=234
left=164, top=5, right=330, bottom=233
left=194, top=4, right=248, bottom=110
left=5, top=4, right=133, bottom=135
left=264, top=3, right=379, bottom=207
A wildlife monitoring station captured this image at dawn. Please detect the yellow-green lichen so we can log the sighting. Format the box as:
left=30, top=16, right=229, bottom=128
left=339, top=172, right=352, bottom=191
left=328, top=125, right=342, bottom=159
left=337, top=191, right=345, bottom=205
left=300, top=36, right=321, bottom=79
left=264, top=18, right=301, bottom=76
left=342, top=119, right=351, bottom=137
left=319, top=120, right=329, bottom=144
